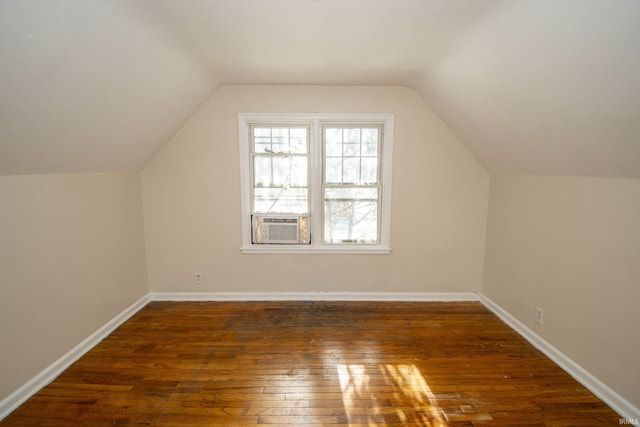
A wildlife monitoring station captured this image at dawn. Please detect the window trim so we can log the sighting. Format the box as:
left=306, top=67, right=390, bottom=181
left=238, top=113, right=394, bottom=254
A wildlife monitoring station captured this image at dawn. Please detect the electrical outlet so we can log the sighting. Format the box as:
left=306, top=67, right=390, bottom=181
left=194, top=272, right=202, bottom=284
left=535, top=307, right=544, bottom=325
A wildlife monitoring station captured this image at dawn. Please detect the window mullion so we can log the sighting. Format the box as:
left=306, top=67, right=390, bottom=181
left=310, top=119, right=323, bottom=247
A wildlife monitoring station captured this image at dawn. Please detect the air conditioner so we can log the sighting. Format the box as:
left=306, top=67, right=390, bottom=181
left=252, top=215, right=310, bottom=244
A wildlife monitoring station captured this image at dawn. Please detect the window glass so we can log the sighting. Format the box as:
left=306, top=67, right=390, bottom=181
left=324, top=187, right=379, bottom=244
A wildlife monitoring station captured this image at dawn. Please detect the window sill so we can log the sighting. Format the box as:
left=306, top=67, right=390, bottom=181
left=240, top=245, right=392, bottom=255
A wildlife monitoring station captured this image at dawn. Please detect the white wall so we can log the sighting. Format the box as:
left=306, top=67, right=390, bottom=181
left=142, top=85, right=490, bottom=294
left=482, top=174, right=640, bottom=409
left=0, top=173, right=149, bottom=402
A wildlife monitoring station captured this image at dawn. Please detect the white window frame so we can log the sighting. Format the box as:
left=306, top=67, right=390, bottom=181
left=238, top=113, right=394, bottom=254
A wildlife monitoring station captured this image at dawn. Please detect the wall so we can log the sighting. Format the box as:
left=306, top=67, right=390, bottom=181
left=482, top=174, right=640, bottom=409
left=0, top=173, right=149, bottom=402
left=142, top=85, right=489, bottom=293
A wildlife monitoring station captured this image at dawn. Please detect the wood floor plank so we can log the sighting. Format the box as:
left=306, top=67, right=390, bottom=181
left=0, top=301, right=622, bottom=426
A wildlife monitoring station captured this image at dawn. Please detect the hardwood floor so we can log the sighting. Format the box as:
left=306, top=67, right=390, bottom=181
left=1, top=301, right=621, bottom=426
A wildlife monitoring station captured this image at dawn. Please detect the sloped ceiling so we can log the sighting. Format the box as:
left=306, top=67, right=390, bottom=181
left=1, top=0, right=639, bottom=177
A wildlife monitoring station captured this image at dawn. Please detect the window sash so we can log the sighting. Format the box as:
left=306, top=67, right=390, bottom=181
left=323, top=185, right=381, bottom=244
left=249, top=124, right=310, bottom=215
left=322, top=125, right=383, bottom=244
left=323, top=125, right=382, bottom=186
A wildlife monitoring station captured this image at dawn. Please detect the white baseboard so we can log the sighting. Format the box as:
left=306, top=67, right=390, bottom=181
left=0, top=294, right=151, bottom=421
left=478, top=293, right=639, bottom=421
left=149, top=291, right=480, bottom=302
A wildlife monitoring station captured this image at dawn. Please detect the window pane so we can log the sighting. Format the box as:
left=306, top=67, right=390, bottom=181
left=290, top=137, right=306, bottom=153
left=343, top=158, right=360, bottom=184
left=343, top=142, right=360, bottom=156
left=290, top=127, right=308, bottom=153
left=290, top=128, right=306, bottom=138
left=253, top=157, right=272, bottom=187
left=324, top=187, right=378, bottom=243
left=254, top=155, right=308, bottom=187
left=253, top=157, right=307, bottom=214
left=272, top=128, right=288, bottom=136
left=253, top=126, right=308, bottom=153
left=324, top=198, right=378, bottom=243
left=325, top=157, right=343, bottom=184
left=254, top=188, right=308, bottom=214
left=326, top=140, right=342, bottom=157
left=361, top=158, right=378, bottom=184
left=271, top=136, right=286, bottom=151
left=325, top=128, right=343, bottom=144
left=255, top=142, right=271, bottom=153
left=254, top=128, right=271, bottom=138
left=270, top=157, right=291, bottom=186
left=289, top=156, right=308, bottom=187
left=362, top=128, right=378, bottom=144
left=271, top=128, right=288, bottom=150
left=343, top=128, right=360, bottom=143
left=254, top=156, right=289, bottom=187
left=362, top=141, right=378, bottom=156
left=323, top=126, right=380, bottom=186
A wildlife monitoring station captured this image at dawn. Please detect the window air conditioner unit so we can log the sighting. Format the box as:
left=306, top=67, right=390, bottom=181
left=252, top=215, right=310, bottom=244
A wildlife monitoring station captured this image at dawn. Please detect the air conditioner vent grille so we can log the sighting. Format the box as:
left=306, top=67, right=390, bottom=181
left=268, top=223, right=298, bottom=242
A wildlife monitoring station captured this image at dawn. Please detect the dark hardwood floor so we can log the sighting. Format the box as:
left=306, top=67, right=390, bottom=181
left=1, top=301, right=621, bottom=426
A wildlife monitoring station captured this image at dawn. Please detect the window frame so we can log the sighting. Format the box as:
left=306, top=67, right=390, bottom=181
left=238, top=113, right=394, bottom=254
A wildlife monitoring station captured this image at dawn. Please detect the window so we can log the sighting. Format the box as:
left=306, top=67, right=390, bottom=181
left=239, top=114, right=393, bottom=254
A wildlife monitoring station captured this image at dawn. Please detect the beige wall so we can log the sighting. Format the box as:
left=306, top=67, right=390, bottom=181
left=0, top=173, right=149, bottom=401
left=142, top=85, right=489, bottom=293
left=2, top=85, right=638, bottom=414
left=482, top=174, right=640, bottom=408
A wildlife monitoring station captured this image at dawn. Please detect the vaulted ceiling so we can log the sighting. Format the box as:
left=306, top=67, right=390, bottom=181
left=1, top=0, right=639, bottom=177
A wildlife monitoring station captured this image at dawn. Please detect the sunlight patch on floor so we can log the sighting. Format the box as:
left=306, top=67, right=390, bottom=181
left=337, top=363, right=448, bottom=426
